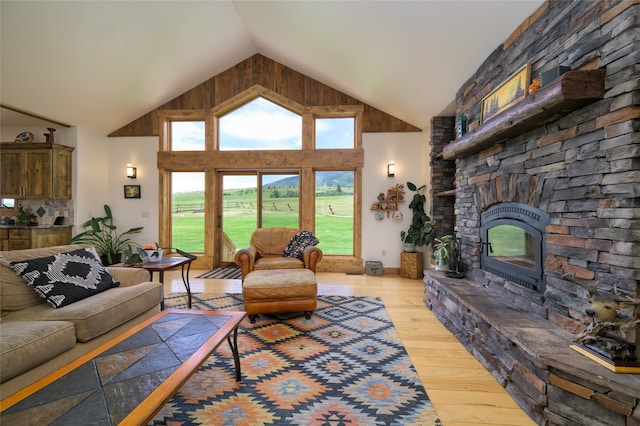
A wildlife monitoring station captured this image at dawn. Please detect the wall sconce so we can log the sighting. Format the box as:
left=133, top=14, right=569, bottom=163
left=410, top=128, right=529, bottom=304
left=387, top=161, right=395, bottom=178
left=126, top=164, right=137, bottom=179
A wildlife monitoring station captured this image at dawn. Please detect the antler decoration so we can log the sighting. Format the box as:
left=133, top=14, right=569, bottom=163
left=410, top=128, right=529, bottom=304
left=562, top=273, right=640, bottom=345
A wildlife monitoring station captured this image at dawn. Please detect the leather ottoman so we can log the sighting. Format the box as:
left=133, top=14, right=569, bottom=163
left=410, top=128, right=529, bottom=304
left=242, top=269, right=317, bottom=323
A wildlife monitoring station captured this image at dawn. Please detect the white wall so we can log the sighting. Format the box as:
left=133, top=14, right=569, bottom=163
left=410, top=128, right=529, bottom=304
left=104, top=136, right=160, bottom=247
left=76, top=129, right=432, bottom=268
left=361, top=131, right=432, bottom=269
left=73, top=127, right=110, bottom=230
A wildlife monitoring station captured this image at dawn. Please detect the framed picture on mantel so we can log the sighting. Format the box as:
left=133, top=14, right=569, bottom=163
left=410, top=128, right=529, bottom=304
left=481, top=63, right=531, bottom=124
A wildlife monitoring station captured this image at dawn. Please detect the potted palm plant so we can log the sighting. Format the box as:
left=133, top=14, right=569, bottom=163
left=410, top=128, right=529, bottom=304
left=400, top=182, right=435, bottom=252
left=70, top=204, right=143, bottom=265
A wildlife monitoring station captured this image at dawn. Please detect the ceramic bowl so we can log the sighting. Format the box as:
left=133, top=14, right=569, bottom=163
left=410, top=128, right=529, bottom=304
left=144, top=248, right=164, bottom=262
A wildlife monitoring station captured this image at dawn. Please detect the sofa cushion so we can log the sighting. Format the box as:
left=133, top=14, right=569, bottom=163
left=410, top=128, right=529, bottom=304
left=0, top=320, right=76, bottom=383
left=282, top=230, right=320, bottom=259
left=0, top=263, right=44, bottom=311
left=0, top=244, right=97, bottom=311
left=10, top=248, right=120, bottom=308
left=1, top=281, right=163, bottom=342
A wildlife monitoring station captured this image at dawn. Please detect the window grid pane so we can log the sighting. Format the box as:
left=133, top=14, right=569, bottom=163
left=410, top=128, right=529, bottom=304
left=219, top=98, right=302, bottom=151
left=171, top=121, right=205, bottom=151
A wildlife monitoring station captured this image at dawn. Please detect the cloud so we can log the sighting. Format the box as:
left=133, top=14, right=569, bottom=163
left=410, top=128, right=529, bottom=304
left=220, top=98, right=302, bottom=149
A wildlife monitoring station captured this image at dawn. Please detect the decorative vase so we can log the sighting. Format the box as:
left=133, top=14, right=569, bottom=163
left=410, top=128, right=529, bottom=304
left=145, top=249, right=164, bottom=263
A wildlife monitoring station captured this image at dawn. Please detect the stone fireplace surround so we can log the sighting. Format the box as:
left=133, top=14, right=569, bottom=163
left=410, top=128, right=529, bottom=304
left=426, top=1, right=639, bottom=424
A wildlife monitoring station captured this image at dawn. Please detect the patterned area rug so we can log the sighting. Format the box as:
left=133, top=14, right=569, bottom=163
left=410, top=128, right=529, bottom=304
left=196, top=267, right=242, bottom=279
left=152, top=293, right=440, bottom=425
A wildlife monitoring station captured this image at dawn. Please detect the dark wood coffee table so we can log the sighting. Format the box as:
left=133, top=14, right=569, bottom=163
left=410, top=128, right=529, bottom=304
left=0, top=309, right=246, bottom=425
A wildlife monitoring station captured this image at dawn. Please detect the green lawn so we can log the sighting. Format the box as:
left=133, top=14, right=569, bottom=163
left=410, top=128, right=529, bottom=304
left=172, top=187, right=353, bottom=254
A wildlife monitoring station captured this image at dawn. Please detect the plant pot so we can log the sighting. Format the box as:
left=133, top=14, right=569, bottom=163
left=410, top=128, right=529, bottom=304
left=403, top=242, right=416, bottom=252
left=100, top=253, right=122, bottom=266
left=434, top=254, right=449, bottom=271
left=145, top=249, right=164, bottom=263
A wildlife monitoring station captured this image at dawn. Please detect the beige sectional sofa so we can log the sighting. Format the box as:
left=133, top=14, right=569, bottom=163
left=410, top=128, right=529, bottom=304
left=0, top=244, right=163, bottom=399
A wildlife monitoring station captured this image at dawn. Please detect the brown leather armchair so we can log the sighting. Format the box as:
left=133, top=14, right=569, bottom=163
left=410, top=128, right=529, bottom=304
left=234, top=228, right=322, bottom=280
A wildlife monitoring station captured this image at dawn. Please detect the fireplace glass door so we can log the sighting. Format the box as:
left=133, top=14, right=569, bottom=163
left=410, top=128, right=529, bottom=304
left=480, top=203, right=549, bottom=291
left=487, top=224, right=536, bottom=270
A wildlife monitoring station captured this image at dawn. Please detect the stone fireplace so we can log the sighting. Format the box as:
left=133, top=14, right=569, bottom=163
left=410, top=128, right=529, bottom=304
left=426, top=1, right=639, bottom=424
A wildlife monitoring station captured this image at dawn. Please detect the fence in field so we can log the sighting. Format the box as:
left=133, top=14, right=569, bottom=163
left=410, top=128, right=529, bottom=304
left=173, top=201, right=351, bottom=217
left=223, top=201, right=300, bottom=213
left=173, top=203, right=204, bottom=213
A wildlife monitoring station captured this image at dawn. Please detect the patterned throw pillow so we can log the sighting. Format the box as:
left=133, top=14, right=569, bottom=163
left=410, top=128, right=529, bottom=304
left=10, top=248, right=120, bottom=308
left=282, top=230, right=320, bottom=259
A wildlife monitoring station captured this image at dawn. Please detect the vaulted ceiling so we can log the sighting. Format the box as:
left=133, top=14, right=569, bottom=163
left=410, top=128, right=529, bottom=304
left=0, top=1, right=542, bottom=135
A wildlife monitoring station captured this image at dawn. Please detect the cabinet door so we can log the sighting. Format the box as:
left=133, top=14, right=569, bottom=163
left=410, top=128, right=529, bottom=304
left=24, top=150, right=53, bottom=199
left=0, top=228, right=8, bottom=250
left=31, top=227, right=72, bottom=248
left=0, top=150, right=24, bottom=197
left=53, top=147, right=72, bottom=199
left=7, top=228, right=30, bottom=250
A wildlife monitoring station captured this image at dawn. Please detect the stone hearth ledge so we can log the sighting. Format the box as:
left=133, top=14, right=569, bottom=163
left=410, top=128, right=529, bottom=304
left=423, top=270, right=640, bottom=423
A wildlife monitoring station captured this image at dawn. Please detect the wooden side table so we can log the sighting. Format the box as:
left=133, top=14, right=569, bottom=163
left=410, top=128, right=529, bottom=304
left=400, top=251, right=423, bottom=279
left=127, top=256, right=195, bottom=309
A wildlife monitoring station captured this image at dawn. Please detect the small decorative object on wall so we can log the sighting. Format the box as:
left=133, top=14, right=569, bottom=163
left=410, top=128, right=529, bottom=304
left=124, top=185, right=141, bottom=199
left=370, top=184, right=405, bottom=219
left=481, top=63, right=531, bottom=123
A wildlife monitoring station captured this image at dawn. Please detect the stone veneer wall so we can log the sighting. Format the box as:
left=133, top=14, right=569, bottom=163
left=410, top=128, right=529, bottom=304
left=453, top=0, right=639, bottom=336
left=429, top=116, right=455, bottom=238
left=425, top=0, right=640, bottom=424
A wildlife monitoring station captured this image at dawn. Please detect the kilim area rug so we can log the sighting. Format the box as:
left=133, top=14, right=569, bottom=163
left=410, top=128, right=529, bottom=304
left=152, top=293, right=441, bottom=425
left=196, top=267, right=242, bottom=279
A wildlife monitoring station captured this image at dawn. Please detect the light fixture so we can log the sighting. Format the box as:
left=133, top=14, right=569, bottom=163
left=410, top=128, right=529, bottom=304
left=126, top=164, right=137, bottom=179
left=387, top=161, right=395, bottom=178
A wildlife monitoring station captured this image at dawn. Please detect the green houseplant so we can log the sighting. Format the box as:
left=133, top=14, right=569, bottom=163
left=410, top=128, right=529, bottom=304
left=400, top=181, right=435, bottom=252
left=70, top=204, right=143, bottom=265
left=433, top=234, right=459, bottom=271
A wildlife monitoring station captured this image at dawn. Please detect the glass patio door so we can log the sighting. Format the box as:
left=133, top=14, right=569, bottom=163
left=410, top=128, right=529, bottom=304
left=218, top=171, right=299, bottom=265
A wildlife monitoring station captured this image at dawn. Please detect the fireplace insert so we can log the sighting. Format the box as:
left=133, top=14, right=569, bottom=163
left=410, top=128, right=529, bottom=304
left=480, top=203, right=549, bottom=291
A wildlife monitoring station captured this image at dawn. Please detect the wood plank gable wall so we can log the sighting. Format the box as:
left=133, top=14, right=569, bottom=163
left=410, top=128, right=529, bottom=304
left=109, top=54, right=421, bottom=137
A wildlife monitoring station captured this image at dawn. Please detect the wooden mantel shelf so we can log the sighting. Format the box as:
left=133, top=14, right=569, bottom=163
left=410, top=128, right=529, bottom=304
left=442, top=70, right=605, bottom=160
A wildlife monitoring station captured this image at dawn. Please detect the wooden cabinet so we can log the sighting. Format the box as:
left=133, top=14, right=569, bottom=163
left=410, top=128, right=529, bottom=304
left=0, top=143, right=74, bottom=200
left=0, top=226, right=72, bottom=250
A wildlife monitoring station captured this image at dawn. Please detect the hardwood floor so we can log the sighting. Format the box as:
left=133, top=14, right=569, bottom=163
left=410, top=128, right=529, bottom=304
left=163, top=270, right=536, bottom=426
